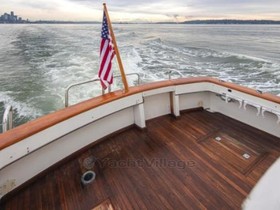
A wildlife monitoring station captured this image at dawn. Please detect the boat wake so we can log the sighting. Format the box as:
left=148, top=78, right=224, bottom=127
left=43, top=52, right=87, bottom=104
left=1, top=24, right=280, bottom=127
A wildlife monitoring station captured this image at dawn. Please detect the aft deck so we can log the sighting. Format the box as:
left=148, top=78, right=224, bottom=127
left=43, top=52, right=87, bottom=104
left=1, top=109, right=280, bottom=210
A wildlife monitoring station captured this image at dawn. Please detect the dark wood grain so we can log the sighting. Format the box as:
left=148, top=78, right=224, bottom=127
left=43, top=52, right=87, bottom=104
left=1, top=110, right=280, bottom=210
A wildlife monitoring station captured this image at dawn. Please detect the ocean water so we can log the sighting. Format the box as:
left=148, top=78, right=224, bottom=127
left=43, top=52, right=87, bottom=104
left=0, top=24, right=280, bottom=129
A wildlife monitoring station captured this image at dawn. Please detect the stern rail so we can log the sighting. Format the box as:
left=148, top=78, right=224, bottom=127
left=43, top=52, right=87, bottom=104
left=65, top=73, right=141, bottom=107
left=1, top=105, right=13, bottom=133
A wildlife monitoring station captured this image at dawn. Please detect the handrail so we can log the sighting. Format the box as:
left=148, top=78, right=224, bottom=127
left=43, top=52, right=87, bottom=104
left=65, top=73, right=141, bottom=107
left=2, top=105, right=13, bottom=133
left=112, top=73, right=141, bottom=87
left=65, top=78, right=101, bottom=107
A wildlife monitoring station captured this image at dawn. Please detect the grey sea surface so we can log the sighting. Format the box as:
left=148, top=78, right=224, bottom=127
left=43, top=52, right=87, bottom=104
left=0, top=24, right=280, bottom=128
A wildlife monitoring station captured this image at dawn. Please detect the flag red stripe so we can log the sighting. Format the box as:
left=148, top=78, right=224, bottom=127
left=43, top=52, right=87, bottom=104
left=103, top=62, right=112, bottom=80
left=98, top=12, right=115, bottom=89
left=99, top=44, right=110, bottom=77
left=103, top=50, right=115, bottom=80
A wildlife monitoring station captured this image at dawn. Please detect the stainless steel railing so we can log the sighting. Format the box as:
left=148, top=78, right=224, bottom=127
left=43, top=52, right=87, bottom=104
left=115, top=73, right=141, bottom=86
left=65, top=73, right=141, bottom=107
left=65, top=78, right=101, bottom=107
left=0, top=71, right=182, bottom=131
left=1, top=105, right=13, bottom=133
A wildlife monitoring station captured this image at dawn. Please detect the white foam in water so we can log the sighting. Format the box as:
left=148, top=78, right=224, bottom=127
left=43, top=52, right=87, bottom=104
left=123, top=47, right=143, bottom=73
left=0, top=92, right=42, bottom=119
left=1, top=24, right=280, bottom=126
left=233, top=53, right=271, bottom=63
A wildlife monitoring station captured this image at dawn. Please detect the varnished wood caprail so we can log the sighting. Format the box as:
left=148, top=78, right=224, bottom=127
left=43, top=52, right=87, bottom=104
left=0, top=77, right=280, bottom=150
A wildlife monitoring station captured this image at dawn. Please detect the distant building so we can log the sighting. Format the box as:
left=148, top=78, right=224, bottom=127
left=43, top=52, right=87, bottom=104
left=0, top=11, right=26, bottom=23
left=4, top=13, right=9, bottom=21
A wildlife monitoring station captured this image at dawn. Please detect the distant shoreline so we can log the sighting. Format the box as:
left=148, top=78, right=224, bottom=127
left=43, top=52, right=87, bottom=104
left=1, top=19, right=280, bottom=24
left=180, top=20, right=280, bottom=24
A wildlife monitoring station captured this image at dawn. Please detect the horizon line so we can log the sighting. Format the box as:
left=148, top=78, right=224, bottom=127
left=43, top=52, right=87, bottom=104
left=2, top=19, right=280, bottom=24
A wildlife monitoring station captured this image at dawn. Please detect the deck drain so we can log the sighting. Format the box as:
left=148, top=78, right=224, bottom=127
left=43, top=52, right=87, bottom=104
left=215, top=136, right=222, bottom=141
left=81, top=171, right=96, bottom=186
left=243, top=153, right=251, bottom=159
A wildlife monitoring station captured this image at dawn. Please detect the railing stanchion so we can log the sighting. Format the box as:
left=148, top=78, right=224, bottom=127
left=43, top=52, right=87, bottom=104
left=2, top=105, right=13, bottom=133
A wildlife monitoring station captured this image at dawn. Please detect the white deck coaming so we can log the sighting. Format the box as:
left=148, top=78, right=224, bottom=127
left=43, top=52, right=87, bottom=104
left=175, top=82, right=280, bottom=137
left=1, top=79, right=280, bottom=199
left=0, top=93, right=143, bottom=170
left=0, top=108, right=135, bottom=198
left=176, top=82, right=280, bottom=119
left=1, top=82, right=280, bottom=172
left=142, top=86, right=175, bottom=97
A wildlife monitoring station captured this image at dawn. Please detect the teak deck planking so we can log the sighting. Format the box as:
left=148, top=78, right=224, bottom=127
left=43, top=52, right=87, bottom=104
left=1, top=110, right=280, bottom=210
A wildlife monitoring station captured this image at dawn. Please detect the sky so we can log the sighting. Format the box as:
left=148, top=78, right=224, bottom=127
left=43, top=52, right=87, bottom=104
left=1, top=0, right=280, bottom=22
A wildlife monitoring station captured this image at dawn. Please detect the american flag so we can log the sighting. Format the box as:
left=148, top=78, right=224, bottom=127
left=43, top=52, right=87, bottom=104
left=98, top=11, right=115, bottom=89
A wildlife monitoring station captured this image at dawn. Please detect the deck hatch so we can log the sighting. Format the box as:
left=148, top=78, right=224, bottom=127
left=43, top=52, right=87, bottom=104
left=199, top=131, right=266, bottom=174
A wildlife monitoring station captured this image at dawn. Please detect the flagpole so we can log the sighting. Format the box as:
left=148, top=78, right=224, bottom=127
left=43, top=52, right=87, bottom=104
left=103, top=3, right=129, bottom=93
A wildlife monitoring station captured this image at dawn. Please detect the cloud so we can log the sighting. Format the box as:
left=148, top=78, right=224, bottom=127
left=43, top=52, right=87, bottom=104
left=60, top=0, right=191, bottom=22
left=65, top=0, right=280, bottom=21
left=20, top=1, right=58, bottom=10
left=1, top=0, right=280, bottom=21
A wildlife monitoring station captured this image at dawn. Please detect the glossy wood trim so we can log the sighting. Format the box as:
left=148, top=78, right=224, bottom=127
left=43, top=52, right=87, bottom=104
left=173, top=77, right=280, bottom=104
left=0, top=77, right=279, bottom=150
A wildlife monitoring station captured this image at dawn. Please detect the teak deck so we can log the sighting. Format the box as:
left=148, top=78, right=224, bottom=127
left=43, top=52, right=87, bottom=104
left=1, top=110, right=280, bottom=210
